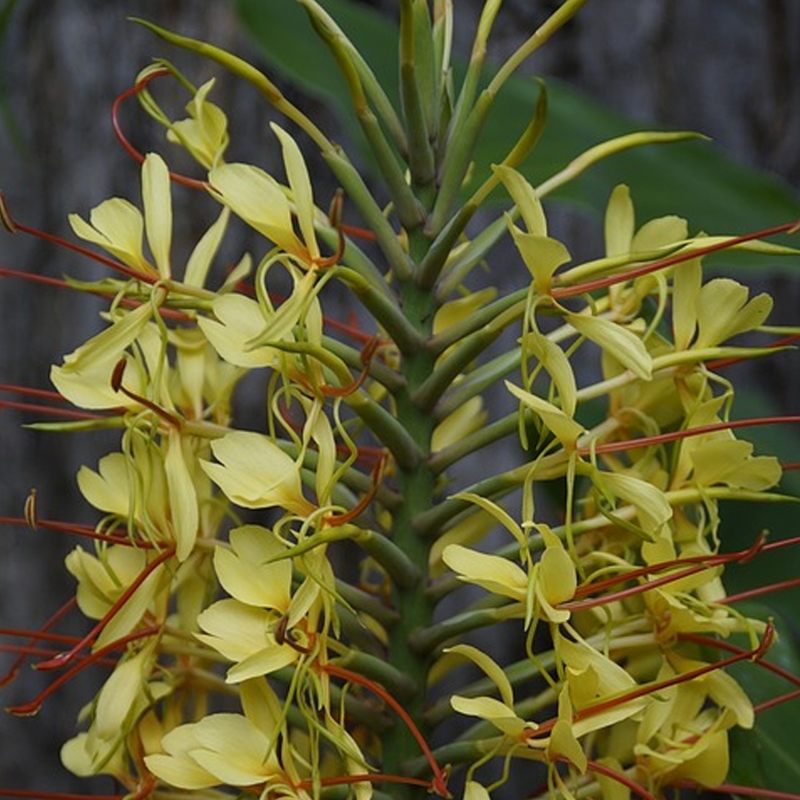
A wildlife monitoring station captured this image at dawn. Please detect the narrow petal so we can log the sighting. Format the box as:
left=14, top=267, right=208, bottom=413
left=142, top=153, right=172, bottom=279
left=272, top=123, right=319, bottom=261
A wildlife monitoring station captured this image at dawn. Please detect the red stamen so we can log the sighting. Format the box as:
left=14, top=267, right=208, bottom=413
left=319, top=336, right=382, bottom=398
left=0, top=266, right=73, bottom=290
left=0, top=269, right=192, bottom=322
left=0, top=399, right=105, bottom=420
left=552, top=219, right=800, bottom=300
left=570, top=623, right=774, bottom=721
left=708, top=331, right=800, bottom=370
left=0, top=384, right=72, bottom=404
left=6, top=625, right=160, bottom=716
left=720, top=576, right=800, bottom=606
left=339, top=221, right=377, bottom=242
left=324, top=454, right=387, bottom=526
left=679, top=632, right=800, bottom=696
left=0, top=516, right=155, bottom=548
left=111, top=69, right=207, bottom=190
left=324, top=662, right=451, bottom=797
left=580, top=415, right=800, bottom=457
left=111, top=361, right=183, bottom=429
left=524, top=625, right=774, bottom=743
left=34, top=548, right=173, bottom=671
left=0, top=598, right=77, bottom=688
left=755, top=687, right=800, bottom=714
left=2, top=214, right=155, bottom=283
left=561, top=533, right=800, bottom=611
left=584, top=759, right=659, bottom=800
left=0, top=791, right=123, bottom=800
left=300, top=773, right=435, bottom=792
left=673, top=782, right=800, bottom=800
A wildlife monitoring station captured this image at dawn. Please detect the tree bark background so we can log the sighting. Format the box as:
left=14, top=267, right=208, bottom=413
left=1, top=0, right=798, bottom=790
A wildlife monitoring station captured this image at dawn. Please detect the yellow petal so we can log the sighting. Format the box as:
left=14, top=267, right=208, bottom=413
left=604, top=184, right=634, bottom=257
left=142, top=153, right=172, bottom=279
left=184, top=207, right=229, bottom=288
left=451, top=695, right=528, bottom=738
left=208, top=162, right=303, bottom=256
left=522, top=325, right=577, bottom=417
left=568, top=314, right=652, bottom=380
left=494, top=164, right=547, bottom=236
left=442, top=544, right=527, bottom=601
left=594, top=470, right=672, bottom=539
left=77, top=452, right=131, bottom=516
left=695, top=278, right=772, bottom=349
left=510, top=225, right=571, bottom=292
left=199, top=294, right=281, bottom=368
left=165, top=430, right=199, bottom=561
left=506, top=381, right=585, bottom=448
left=445, top=644, right=515, bottom=708
left=630, top=215, right=687, bottom=252
left=69, top=198, right=148, bottom=273
left=200, top=430, right=314, bottom=515
left=196, top=599, right=272, bottom=662
left=57, top=302, right=152, bottom=376
left=272, top=123, right=319, bottom=261
left=213, top=526, right=291, bottom=610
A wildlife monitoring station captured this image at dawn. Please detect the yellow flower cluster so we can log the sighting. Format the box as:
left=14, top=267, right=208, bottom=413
left=3, top=6, right=798, bottom=800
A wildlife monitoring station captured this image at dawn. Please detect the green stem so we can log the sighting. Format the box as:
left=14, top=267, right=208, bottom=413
left=323, top=150, right=413, bottom=281
left=337, top=268, right=426, bottom=355
left=400, top=0, right=436, bottom=188
left=412, top=303, right=523, bottom=412
left=429, top=413, right=519, bottom=474
left=381, top=266, right=440, bottom=798
left=409, top=605, right=511, bottom=655
left=486, top=0, right=591, bottom=98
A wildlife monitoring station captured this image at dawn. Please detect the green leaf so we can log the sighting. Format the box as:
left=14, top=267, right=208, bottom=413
left=726, top=603, right=800, bottom=793
left=235, top=0, right=800, bottom=263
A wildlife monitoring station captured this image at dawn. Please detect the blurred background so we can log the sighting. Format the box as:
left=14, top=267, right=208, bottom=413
left=1, top=0, right=799, bottom=791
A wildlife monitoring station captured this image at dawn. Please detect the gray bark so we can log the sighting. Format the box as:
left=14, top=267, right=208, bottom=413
left=1, top=0, right=798, bottom=790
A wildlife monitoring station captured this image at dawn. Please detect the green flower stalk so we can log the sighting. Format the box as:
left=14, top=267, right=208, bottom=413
left=2, top=3, right=800, bottom=800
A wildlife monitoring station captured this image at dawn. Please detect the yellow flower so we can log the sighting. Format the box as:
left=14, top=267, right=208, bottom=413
left=70, top=153, right=172, bottom=280
left=494, top=164, right=571, bottom=295
left=442, top=523, right=576, bottom=627
left=145, top=712, right=286, bottom=789
left=165, top=78, right=229, bottom=169
left=200, top=430, right=315, bottom=516
left=635, top=654, right=753, bottom=789
left=61, top=643, right=170, bottom=778
left=77, top=432, right=201, bottom=561
left=208, top=124, right=324, bottom=268
left=64, top=544, right=169, bottom=650
left=195, top=525, right=323, bottom=682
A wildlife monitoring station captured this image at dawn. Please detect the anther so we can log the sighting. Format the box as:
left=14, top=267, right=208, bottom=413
left=0, top=192, right=18, bottom=233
